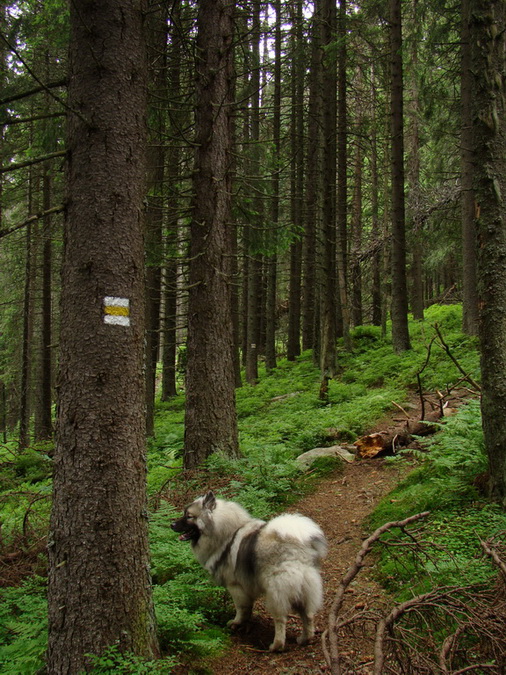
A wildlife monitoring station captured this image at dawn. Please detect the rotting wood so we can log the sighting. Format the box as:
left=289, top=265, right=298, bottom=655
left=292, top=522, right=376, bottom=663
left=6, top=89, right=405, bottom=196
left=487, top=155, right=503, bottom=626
left=353, top=409, right=442, bottom=458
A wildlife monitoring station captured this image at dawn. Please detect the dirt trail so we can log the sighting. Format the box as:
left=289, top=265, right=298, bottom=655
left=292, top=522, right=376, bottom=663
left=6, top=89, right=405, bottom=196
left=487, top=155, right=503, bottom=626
left=198, top=457, right=411, bottom=675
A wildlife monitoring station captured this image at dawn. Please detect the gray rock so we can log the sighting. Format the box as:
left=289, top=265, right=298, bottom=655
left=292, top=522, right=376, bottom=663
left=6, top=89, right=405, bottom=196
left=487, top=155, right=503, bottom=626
left=296, top=445, right=356, bottom=468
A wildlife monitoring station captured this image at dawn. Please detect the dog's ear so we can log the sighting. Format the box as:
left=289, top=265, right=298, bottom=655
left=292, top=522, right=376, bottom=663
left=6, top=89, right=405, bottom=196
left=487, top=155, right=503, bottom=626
left=202, top=490, right=216, bottom=511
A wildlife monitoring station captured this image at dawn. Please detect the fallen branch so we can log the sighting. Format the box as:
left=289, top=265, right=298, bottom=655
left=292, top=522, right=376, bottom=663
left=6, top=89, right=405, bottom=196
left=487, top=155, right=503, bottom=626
left=324, top=519, right=506, bottom=675
left=480, top=533, right=506, bottom=580
left=323, top=511, right=430, bottom=675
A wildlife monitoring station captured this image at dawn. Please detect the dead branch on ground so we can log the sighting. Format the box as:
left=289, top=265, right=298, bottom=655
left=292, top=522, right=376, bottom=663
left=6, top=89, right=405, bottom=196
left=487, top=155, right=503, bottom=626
left=323, top=519, right=506, bottom=675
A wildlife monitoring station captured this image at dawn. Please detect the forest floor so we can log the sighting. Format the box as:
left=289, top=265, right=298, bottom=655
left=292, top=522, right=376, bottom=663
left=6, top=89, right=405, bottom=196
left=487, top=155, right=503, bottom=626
left=205, top=456, right=412, bottom=675
left=174, top=392, right=459, bottom=675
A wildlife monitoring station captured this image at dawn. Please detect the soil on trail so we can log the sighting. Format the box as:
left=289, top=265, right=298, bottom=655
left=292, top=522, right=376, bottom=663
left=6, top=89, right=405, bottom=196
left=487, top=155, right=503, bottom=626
left=173, top=391, right=472, bottom=674
left=201, top=457, right=412, bottom=675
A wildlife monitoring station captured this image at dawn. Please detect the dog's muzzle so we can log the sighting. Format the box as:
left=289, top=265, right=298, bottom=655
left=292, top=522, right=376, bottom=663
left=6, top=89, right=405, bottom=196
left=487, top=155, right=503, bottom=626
left=171, top=517, right=200, bottom=543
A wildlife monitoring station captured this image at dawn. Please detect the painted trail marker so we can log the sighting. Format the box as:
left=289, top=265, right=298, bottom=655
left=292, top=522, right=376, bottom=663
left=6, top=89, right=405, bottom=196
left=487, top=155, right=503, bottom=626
left=103, top=297, right=130, bottom=326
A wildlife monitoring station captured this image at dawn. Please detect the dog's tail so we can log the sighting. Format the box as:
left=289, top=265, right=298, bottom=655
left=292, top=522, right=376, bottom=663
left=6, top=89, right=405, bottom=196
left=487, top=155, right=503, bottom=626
left=265, top=513, right=328, bottom=563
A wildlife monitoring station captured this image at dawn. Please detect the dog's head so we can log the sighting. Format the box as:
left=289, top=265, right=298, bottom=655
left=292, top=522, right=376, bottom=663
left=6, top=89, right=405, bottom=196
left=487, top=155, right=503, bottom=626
left=171, top=490, right=217, bottom=544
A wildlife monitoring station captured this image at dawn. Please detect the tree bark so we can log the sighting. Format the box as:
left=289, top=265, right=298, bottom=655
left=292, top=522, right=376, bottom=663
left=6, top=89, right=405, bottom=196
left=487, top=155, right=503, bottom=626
left=471, top=0, right=506, bottom=506
left=461, top=0, right=479, bottom=336
left=389, top=0, right=411, bottom=353
left=287, top=0, right=304, bottom=361
left=336, top=0, right=351, bottom=349
left=244, top=0, right=262, bottom=384
left=265, top=0, right=282, bottom=374
left=370, top=65, right=383, bottom=327
left=351, top=91, right=363, bottom=328
left=302, top=3, right=323, bottom=352
left=183, top=0, right=239, bottom=467
left=47, top=2, right=158, bottom=671
left=162, top=0, right=183, bottom=401
left=406, top=0, right=424, bottom=322
left=145, top=3, right=168, bottom=434
left=36, top=165, right=53, bottom=441
left=319, top=0, right=337, bottom=386
left=19, top=199, right=34, bottom=449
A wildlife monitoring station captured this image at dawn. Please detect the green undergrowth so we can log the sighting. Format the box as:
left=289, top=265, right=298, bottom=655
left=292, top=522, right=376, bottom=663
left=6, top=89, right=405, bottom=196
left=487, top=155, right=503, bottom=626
left=369, top=398, right=506, bottom=602
left=0, top=304, right=490, bottom=673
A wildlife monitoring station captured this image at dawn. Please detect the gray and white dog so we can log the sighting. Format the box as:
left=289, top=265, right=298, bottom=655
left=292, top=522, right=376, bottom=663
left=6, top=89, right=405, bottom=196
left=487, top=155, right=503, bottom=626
left=171, top=490, right=327, bottom=651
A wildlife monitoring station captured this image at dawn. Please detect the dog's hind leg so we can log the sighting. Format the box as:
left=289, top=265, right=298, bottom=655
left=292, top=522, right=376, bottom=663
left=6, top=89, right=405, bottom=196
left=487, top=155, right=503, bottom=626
left=264, top=594, right=288, bottom=651
left=268, top=613, right=287, bottom=652
left=227, top=584, right=253, bottom=628
left=296, top=607, right=315, bottom=645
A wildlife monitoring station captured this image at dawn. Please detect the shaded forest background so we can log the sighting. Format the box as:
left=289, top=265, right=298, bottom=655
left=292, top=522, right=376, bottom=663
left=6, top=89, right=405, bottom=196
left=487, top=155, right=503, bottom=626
left=0, top=0, right=477, bottom=446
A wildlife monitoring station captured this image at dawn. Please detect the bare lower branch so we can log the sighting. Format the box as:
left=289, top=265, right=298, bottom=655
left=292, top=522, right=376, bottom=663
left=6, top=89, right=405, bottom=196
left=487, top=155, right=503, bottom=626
left=0, top=151, right=66, bottom=175
left=0, top=78, right=67, bottom=106
left=0, top=205, right=64, bottom=240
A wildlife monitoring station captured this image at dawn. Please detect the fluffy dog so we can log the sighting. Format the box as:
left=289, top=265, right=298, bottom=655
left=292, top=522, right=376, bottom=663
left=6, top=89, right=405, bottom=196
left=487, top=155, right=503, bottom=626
left=171, top=491, right=327, bottom=651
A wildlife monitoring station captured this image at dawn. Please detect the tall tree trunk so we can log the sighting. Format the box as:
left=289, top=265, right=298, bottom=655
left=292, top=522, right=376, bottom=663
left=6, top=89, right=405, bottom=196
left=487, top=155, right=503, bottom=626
left=0, top=2, right=5, bottom=444
left=245, top=0, right=262, bottom=384
left=161, top=0, right=183, bottom=401
left=389, top=0, right=411, bottom=352
left=287, top=0, right=304, bottom=361
left=36, top=166, right=53, bottom=440
left=265, top=0, right=282, bottom=373
left=47, top=2, right=158, bottom=671
left=471, top=0, right=506, bottom=506
left=20, top=155, right=37, bottom=449
left=302, top=3, right=323, bottom=352
left=183, top=0, right=239, bottom=468
left=19, top=200, right=34, bottom=449
left=145, top=3, right=168, bottom=434
left=319, top=0, right=337, bottom=391
left=461, top=0, right=479, bottom=335
left=407, top=0, right=424, bottom=321
left=351, top=128, right=363, bottom=327
left=370, top=64, right=383, bottom=327
left=336, top=0, right=351, bottom=348
left=0, top=380, right=6, bottom=443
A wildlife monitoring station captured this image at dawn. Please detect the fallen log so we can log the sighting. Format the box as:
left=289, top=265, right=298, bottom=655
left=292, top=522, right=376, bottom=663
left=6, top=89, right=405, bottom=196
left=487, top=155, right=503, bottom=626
left=354, top=410, right=442, bottom=458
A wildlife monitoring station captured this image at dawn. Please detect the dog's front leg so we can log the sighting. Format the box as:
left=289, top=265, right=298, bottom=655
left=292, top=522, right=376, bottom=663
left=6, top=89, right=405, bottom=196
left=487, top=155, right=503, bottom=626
left=227, top=584, right=253, bottom=627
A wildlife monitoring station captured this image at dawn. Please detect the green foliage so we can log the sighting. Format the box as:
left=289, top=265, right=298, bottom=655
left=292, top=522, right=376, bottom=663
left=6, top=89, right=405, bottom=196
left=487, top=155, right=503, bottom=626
left=149, top=504, right=204, bottom=584
left=206, top=445, right=302, bottom=517
left=86, top=645, right=176, bottom=674
left=371, top=399, right=486, bottom=525
left=0, top=303, right=490, bottom=672
left=306, top=455, right=344, bottom=477
left=338, top=305, right=480, bottom=393
left=0, top=576, right=47, bottom=674
left=375, top=503, right=506, bottom=601
left=370, top=398, right=506, bottom=602
left=148, top=505, right=230, bottom=659
left=154, top=584, right=229, bottom=656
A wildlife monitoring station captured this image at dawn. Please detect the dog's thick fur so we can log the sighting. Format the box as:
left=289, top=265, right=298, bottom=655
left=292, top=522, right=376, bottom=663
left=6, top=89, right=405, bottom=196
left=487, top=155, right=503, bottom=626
left=171, top=491, right=327, bottom=651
